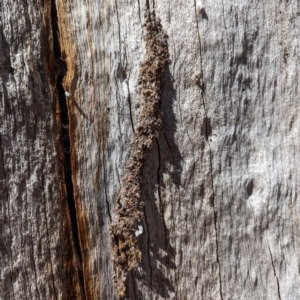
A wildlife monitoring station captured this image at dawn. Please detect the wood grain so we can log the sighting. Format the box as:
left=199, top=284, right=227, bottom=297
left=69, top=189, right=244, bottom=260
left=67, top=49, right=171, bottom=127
left=1, top=0, right=300, bottom=299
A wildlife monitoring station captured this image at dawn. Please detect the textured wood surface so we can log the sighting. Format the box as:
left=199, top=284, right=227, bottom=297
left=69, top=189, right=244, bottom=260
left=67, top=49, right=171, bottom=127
left=1, top=0, right=300, bottom=299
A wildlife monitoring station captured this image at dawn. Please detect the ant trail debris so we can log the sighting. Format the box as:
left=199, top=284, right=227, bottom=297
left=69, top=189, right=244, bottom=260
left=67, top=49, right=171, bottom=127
left=110, top=9, right=170, bottom=299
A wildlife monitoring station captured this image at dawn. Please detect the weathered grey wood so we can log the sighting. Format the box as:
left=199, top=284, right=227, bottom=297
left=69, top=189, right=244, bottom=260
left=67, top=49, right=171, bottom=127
left=1, top=0, right=300, bottom=299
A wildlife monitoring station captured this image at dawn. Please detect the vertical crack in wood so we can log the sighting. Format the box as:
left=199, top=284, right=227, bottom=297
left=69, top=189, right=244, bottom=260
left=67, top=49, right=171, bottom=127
left=137, top=0, right=142, bottom=23
left=194, top=2, right=223, bottom=299
left=210, top=152, right=223, bottom=300
left=102, top=152, right=112, bottom=222
left=110, top=9, right=170, bottom=299
left=126, top=81, right=135, bottom=133
left=145, top=0, right=150, bottom=10
left=268, top=243, right=282, bottom=300
left=50, top=1, right=86, bottom=299
left=152, top=0, right=156, bottom=10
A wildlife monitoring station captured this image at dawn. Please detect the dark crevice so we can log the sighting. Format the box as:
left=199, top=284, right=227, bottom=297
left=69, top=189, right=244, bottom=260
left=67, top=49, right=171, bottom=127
left=145, top=0, right=150, bottom=10
left=126, top=82, right=135, bottom=133
left=102, top=157, right=112, bottom=222
left=50, top=1, right=86, bottom=298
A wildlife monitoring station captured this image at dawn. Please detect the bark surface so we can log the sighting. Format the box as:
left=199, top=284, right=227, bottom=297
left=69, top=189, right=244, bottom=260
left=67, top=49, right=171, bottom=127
left=1, top=0, right=300, bottom=299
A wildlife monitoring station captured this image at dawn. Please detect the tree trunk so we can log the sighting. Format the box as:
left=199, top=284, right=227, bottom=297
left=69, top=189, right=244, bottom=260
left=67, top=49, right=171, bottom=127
left=1, top=0, right=300, bottom=299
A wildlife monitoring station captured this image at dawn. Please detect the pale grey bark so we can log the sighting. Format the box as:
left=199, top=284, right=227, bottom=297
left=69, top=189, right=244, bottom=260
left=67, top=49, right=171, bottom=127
left=1, top=0, right=300, bottom=299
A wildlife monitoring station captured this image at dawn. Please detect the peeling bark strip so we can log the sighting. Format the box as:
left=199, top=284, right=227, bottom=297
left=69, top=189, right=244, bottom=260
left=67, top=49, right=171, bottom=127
left=110, top=10, right=170, bottom=299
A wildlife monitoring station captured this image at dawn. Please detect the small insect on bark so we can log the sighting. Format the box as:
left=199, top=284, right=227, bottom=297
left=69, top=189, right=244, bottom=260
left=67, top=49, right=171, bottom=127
left=65, top=91, right=71, bottom=97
